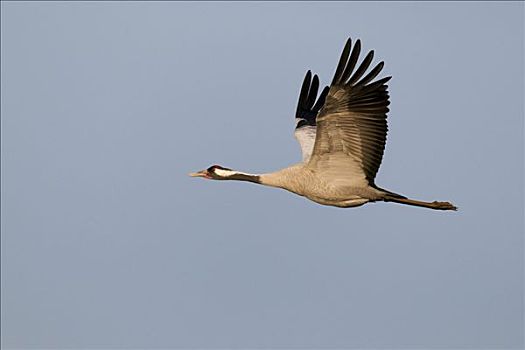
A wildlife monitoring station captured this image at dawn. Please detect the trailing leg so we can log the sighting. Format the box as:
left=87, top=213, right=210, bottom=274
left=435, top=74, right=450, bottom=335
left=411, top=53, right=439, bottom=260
left=383, top=195, right=457, bottom=211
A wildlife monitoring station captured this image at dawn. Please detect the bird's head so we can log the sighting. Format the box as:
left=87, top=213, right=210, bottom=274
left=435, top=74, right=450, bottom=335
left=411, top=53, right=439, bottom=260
left=189, top=165, right=234, bottom=180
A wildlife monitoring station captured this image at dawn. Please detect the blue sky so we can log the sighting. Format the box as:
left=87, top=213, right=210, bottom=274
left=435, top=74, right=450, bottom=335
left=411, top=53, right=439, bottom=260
left=1, top=2, right=523, bottom=348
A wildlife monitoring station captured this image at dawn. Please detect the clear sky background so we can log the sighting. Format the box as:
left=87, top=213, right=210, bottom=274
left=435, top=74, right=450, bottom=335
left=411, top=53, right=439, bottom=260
left=1, top=2, right=523, bottom=349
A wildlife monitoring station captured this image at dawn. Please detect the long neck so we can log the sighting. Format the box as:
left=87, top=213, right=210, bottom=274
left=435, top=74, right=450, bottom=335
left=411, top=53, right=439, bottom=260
left=229, top=171, right=261, bottom=183
left=216, top=167, right=301, bottom=189
left=214, top=168, right=261, bottom=184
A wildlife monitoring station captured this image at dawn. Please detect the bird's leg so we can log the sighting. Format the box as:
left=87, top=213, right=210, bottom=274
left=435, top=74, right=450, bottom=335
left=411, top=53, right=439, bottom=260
left=384, top=196, right=457, bottom=211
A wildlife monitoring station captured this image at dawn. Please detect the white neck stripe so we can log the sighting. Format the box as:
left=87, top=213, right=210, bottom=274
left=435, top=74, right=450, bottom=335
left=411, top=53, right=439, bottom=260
left=214, top=168, right=238, bottom=177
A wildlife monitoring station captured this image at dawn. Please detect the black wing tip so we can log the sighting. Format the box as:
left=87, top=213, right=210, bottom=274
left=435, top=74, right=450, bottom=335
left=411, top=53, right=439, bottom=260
left=374, top=76, right=392, bottom=86
left=311, top=85, right=329, bottom=114
left=295, top=70, right=327, bottom=121
left=332, top=37, right=391, bottom=88
left=320, top=85, right=330, bottom=98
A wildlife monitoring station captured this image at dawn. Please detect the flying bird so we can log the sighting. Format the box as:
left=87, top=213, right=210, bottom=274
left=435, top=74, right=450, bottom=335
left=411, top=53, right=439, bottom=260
left=190, top=38, right=456, bottom=210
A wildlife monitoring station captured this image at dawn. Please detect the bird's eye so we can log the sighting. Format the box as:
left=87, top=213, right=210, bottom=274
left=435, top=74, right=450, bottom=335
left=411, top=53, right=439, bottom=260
left=207, top=165, right=231, bottom=172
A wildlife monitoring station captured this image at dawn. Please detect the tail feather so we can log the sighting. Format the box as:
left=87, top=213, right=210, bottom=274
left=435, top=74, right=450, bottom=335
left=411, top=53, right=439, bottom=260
left=373, top=185, right=407, bottom=199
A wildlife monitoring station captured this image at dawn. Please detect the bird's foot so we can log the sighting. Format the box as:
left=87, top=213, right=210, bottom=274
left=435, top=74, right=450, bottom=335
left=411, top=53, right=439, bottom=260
left=431, top=201, right=457, bottom=211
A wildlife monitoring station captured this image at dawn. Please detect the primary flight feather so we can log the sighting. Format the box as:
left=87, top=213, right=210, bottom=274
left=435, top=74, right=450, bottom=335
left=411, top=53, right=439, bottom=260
left=190, top=38, right=456, bottom=211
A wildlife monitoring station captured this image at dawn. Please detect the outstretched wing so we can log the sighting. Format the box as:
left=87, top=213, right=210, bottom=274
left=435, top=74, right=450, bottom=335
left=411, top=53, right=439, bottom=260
left=306, top=38, right=391, bottom=187
left=294, top=71, right=329, bottom=162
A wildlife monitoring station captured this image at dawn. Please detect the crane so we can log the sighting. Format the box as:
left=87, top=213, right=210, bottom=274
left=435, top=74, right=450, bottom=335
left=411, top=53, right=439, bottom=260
left=190, top=38, right=456, bottom=211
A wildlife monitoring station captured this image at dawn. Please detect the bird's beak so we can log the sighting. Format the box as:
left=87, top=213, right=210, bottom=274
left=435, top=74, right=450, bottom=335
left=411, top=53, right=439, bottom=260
left=189, top=170, right=208, bottom=178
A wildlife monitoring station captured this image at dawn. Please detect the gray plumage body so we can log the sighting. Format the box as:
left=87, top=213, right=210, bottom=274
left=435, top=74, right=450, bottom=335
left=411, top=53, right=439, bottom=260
left=259, top=165, right=383, bottom=208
